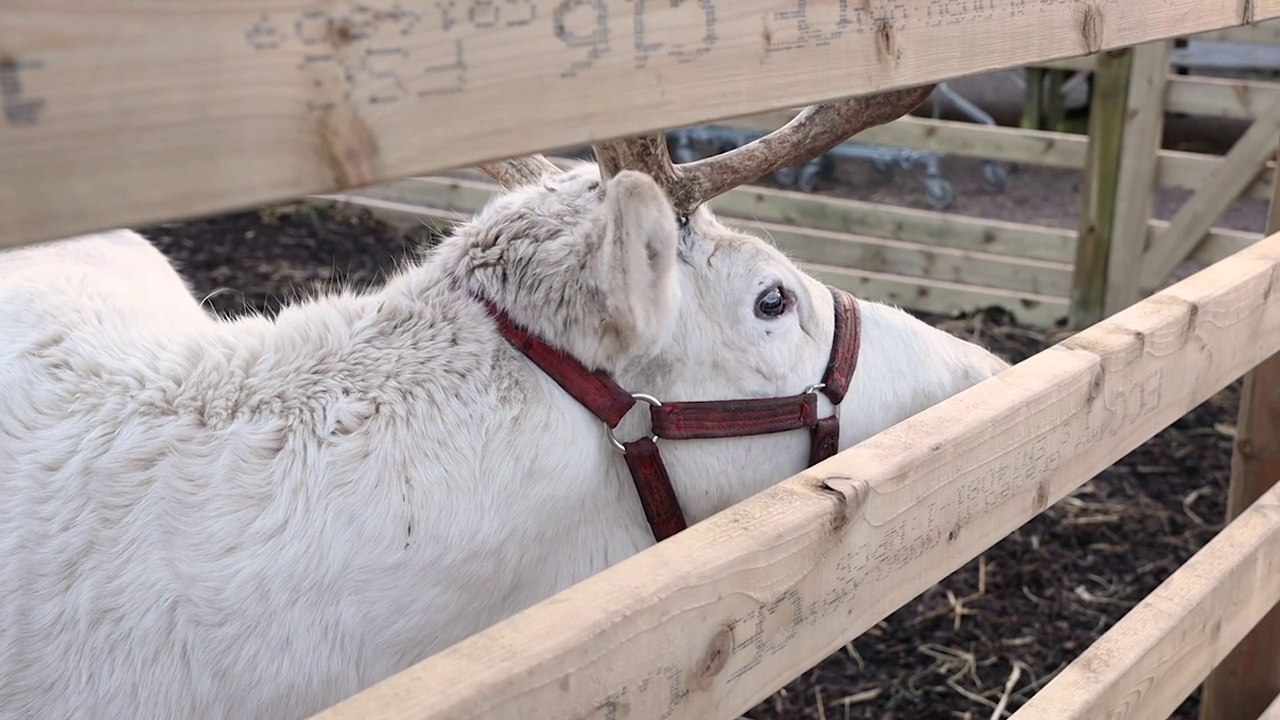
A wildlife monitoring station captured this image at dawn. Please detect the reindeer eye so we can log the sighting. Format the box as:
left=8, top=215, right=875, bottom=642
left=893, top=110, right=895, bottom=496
left=755, top=286, right=789, bottom=319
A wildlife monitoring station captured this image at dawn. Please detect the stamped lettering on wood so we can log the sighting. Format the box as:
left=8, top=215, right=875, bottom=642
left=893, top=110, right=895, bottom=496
left=229, top=0, right=1101, bottom=113
left=555, top=0, right=721, bottom=78
left=0, top=58, right=45, bottom=127
left=241, top=2, right=533, bottom=111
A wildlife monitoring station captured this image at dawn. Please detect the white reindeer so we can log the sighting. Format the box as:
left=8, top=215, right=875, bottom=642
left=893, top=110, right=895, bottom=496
left=0, top=86, right=1009, bottom=720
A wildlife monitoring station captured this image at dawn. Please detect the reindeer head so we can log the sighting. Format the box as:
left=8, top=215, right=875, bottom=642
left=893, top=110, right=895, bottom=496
left=441, top=86, right=1009, bottom=526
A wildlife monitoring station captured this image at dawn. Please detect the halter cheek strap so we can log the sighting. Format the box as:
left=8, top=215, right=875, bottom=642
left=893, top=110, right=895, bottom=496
left=477, top=285, right=862, bottom=542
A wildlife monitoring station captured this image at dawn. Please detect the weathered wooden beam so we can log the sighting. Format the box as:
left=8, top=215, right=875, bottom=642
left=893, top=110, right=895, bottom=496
left=720, top=112, right=1274, bottom=200
left=1199, top=136, right=1280, bottom=720
left=1070, top=48, right=1133, bottom=328
left=1043, top=68, right=1070, bottom=131
left=731, top=113, right=1090, bottom=168
left=1141, top=95, right=1280, bottom=292
left=315, top=190, right=1073, bottom=325
left=1167, top=75, right=1280, bottom=121
left=805, top=262, right=1067, bottom=326
left=1021, top=67, right=1048, bottom=130
left=1007, top=478, right=1280, bottom=720
left=333, top=171, right=1262, bottom=323
left=1177, top=223, right=1263, bottom=267
left=1162, top=150, right=1274, bottom=201
left=308, top=229, right=1280, bottom=720
left=732, top=220, right=1073, bottom=297
left=1037, top=55, right=1100, bottom=72
left=705, top=186, right=1076, bottom=263
left=5, top=1, right=1280, bottom=250
left=1104, top=39, right=1173, bottom=317
left=360, top=173, right=1079, bottom=263
left=1193, top=18, right=1280, bottom=45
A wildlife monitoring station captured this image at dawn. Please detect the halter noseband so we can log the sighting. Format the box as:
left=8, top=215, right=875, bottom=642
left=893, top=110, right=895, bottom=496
left=476, top=285, right=862, bottom=542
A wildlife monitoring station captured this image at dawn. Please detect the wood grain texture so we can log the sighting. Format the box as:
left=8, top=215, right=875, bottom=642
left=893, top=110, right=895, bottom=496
left=1070, top=47, right=1131, bottom=328
left=1141, top=95, right=1280, bottom=290
left=1008, top=480, right=1280, bottom=720
left=1168, top=75, right=1280, bottom=121
left=347, top=173, right=1074, bottom=294
left=336, top=172, right=1261, bottom=323
left=307, top=229, right=1280, bottom=720
left=319, top=189, right=1074, bottom=324
left=3, top=0, right=1280, bottom=248
left=1104, top=39, right=1171, bottom=317
left=1198, top=137, right=1280, bottom=720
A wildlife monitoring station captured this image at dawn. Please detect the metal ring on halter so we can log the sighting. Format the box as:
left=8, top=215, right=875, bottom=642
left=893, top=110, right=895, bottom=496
left=607, top=392, right=663, bottom=453
left=804, top=382, right=826, bottom=396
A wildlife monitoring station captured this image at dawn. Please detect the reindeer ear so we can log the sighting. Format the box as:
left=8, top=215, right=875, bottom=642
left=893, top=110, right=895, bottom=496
left=589, top=169, right=681, bottom=365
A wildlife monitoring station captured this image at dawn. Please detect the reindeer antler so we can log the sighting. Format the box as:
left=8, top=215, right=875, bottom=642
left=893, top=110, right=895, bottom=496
left=592, top=84, right=936, bottom=216
left=478, top=155, right=561, bottom=188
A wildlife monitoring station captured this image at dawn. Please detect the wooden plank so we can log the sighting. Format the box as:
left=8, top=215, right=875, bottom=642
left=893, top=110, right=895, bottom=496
left=1007, top=479, right=1280, bottom=720
left=1199, top=137, right=1280, bottom=720
left=1043, top=68, right=1069, bottom=132
left=722, top=112, right=1275, bottom=201
left=1178, top=223, right=1262, bottom=266
left=1167, top=75, right=1280, bottom=120
left=1173, top=39, right=1280, bottom=71
left=320, top=190, right=1071, bottom=324
left=723, top=112, right=1090, bottom=168
left=1105, top=40, right=1173, bottom=317
left=361, top=173, right=1079, bottom=264
left=369, top=168, right=1263, bottom=277
left=1194, top=19, right=1280, bottom=46
left=735, top=221, right=1072, bottom=297
left=1162, top=150, right=1274, bottom=201
left=1142, top=95, right=1280, bottom=291
left=6, top=1, right=1280, bottom=250
left=1021, top=67, right=1048, bottom=130
left=343, top=174, right=1073, bottom=296
left=346, top=171, right=1262, bottom=286
left=806, top=262, right=1067, bottom=326
left=308, top=230, right=1280, bottom=720
left=1070, top=48, right=1133, bottom=329
left=706, top=186, right=1076, bottom=264
left=1037, top=55, right=1100, bottom=72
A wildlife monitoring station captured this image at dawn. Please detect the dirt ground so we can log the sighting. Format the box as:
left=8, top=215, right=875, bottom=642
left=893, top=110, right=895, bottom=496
left=131, top=73, right=1257, bottom=719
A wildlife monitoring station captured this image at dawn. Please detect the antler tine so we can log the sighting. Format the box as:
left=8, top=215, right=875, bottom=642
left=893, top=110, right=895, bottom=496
left=592, top=135, right=680, bottom=189
left=668, top=84, right=937, bottom=215
left=477, top=155, right=562, bottom=189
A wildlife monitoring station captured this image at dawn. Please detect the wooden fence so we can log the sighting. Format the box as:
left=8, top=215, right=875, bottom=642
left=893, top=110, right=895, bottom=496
left=7, top=1, right=1280, bottom=719
left=327, top=27, right=1280, bottom=332
left=1040, top=22, right=1280, bottom=327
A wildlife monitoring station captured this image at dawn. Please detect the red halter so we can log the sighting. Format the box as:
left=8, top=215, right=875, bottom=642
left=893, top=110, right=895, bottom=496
left=477, top=285, right=862, bottom=542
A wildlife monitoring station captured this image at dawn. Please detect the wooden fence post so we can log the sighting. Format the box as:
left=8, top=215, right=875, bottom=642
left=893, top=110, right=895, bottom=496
left=1069, top=48, right=1134, bottom=328
left=1198, top=138, right=1280, bottom=720
left=1021, top=68, right=1046, bottom=130
left=1103, top=39, right=1173, bottom=317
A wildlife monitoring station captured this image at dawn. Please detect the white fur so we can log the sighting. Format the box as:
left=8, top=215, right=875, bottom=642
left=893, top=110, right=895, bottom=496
left=0, top=167, right=1009, bottom=719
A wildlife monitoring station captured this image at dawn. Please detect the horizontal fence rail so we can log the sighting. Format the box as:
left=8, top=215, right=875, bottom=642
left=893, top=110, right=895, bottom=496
left=1010, top=478, right=1280, bottom=719
left=322, top=168, right=1262, bottom=326
left=307, top=231, right=1280, bottom=720
left=4, top=1, right=1280, bottom=248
